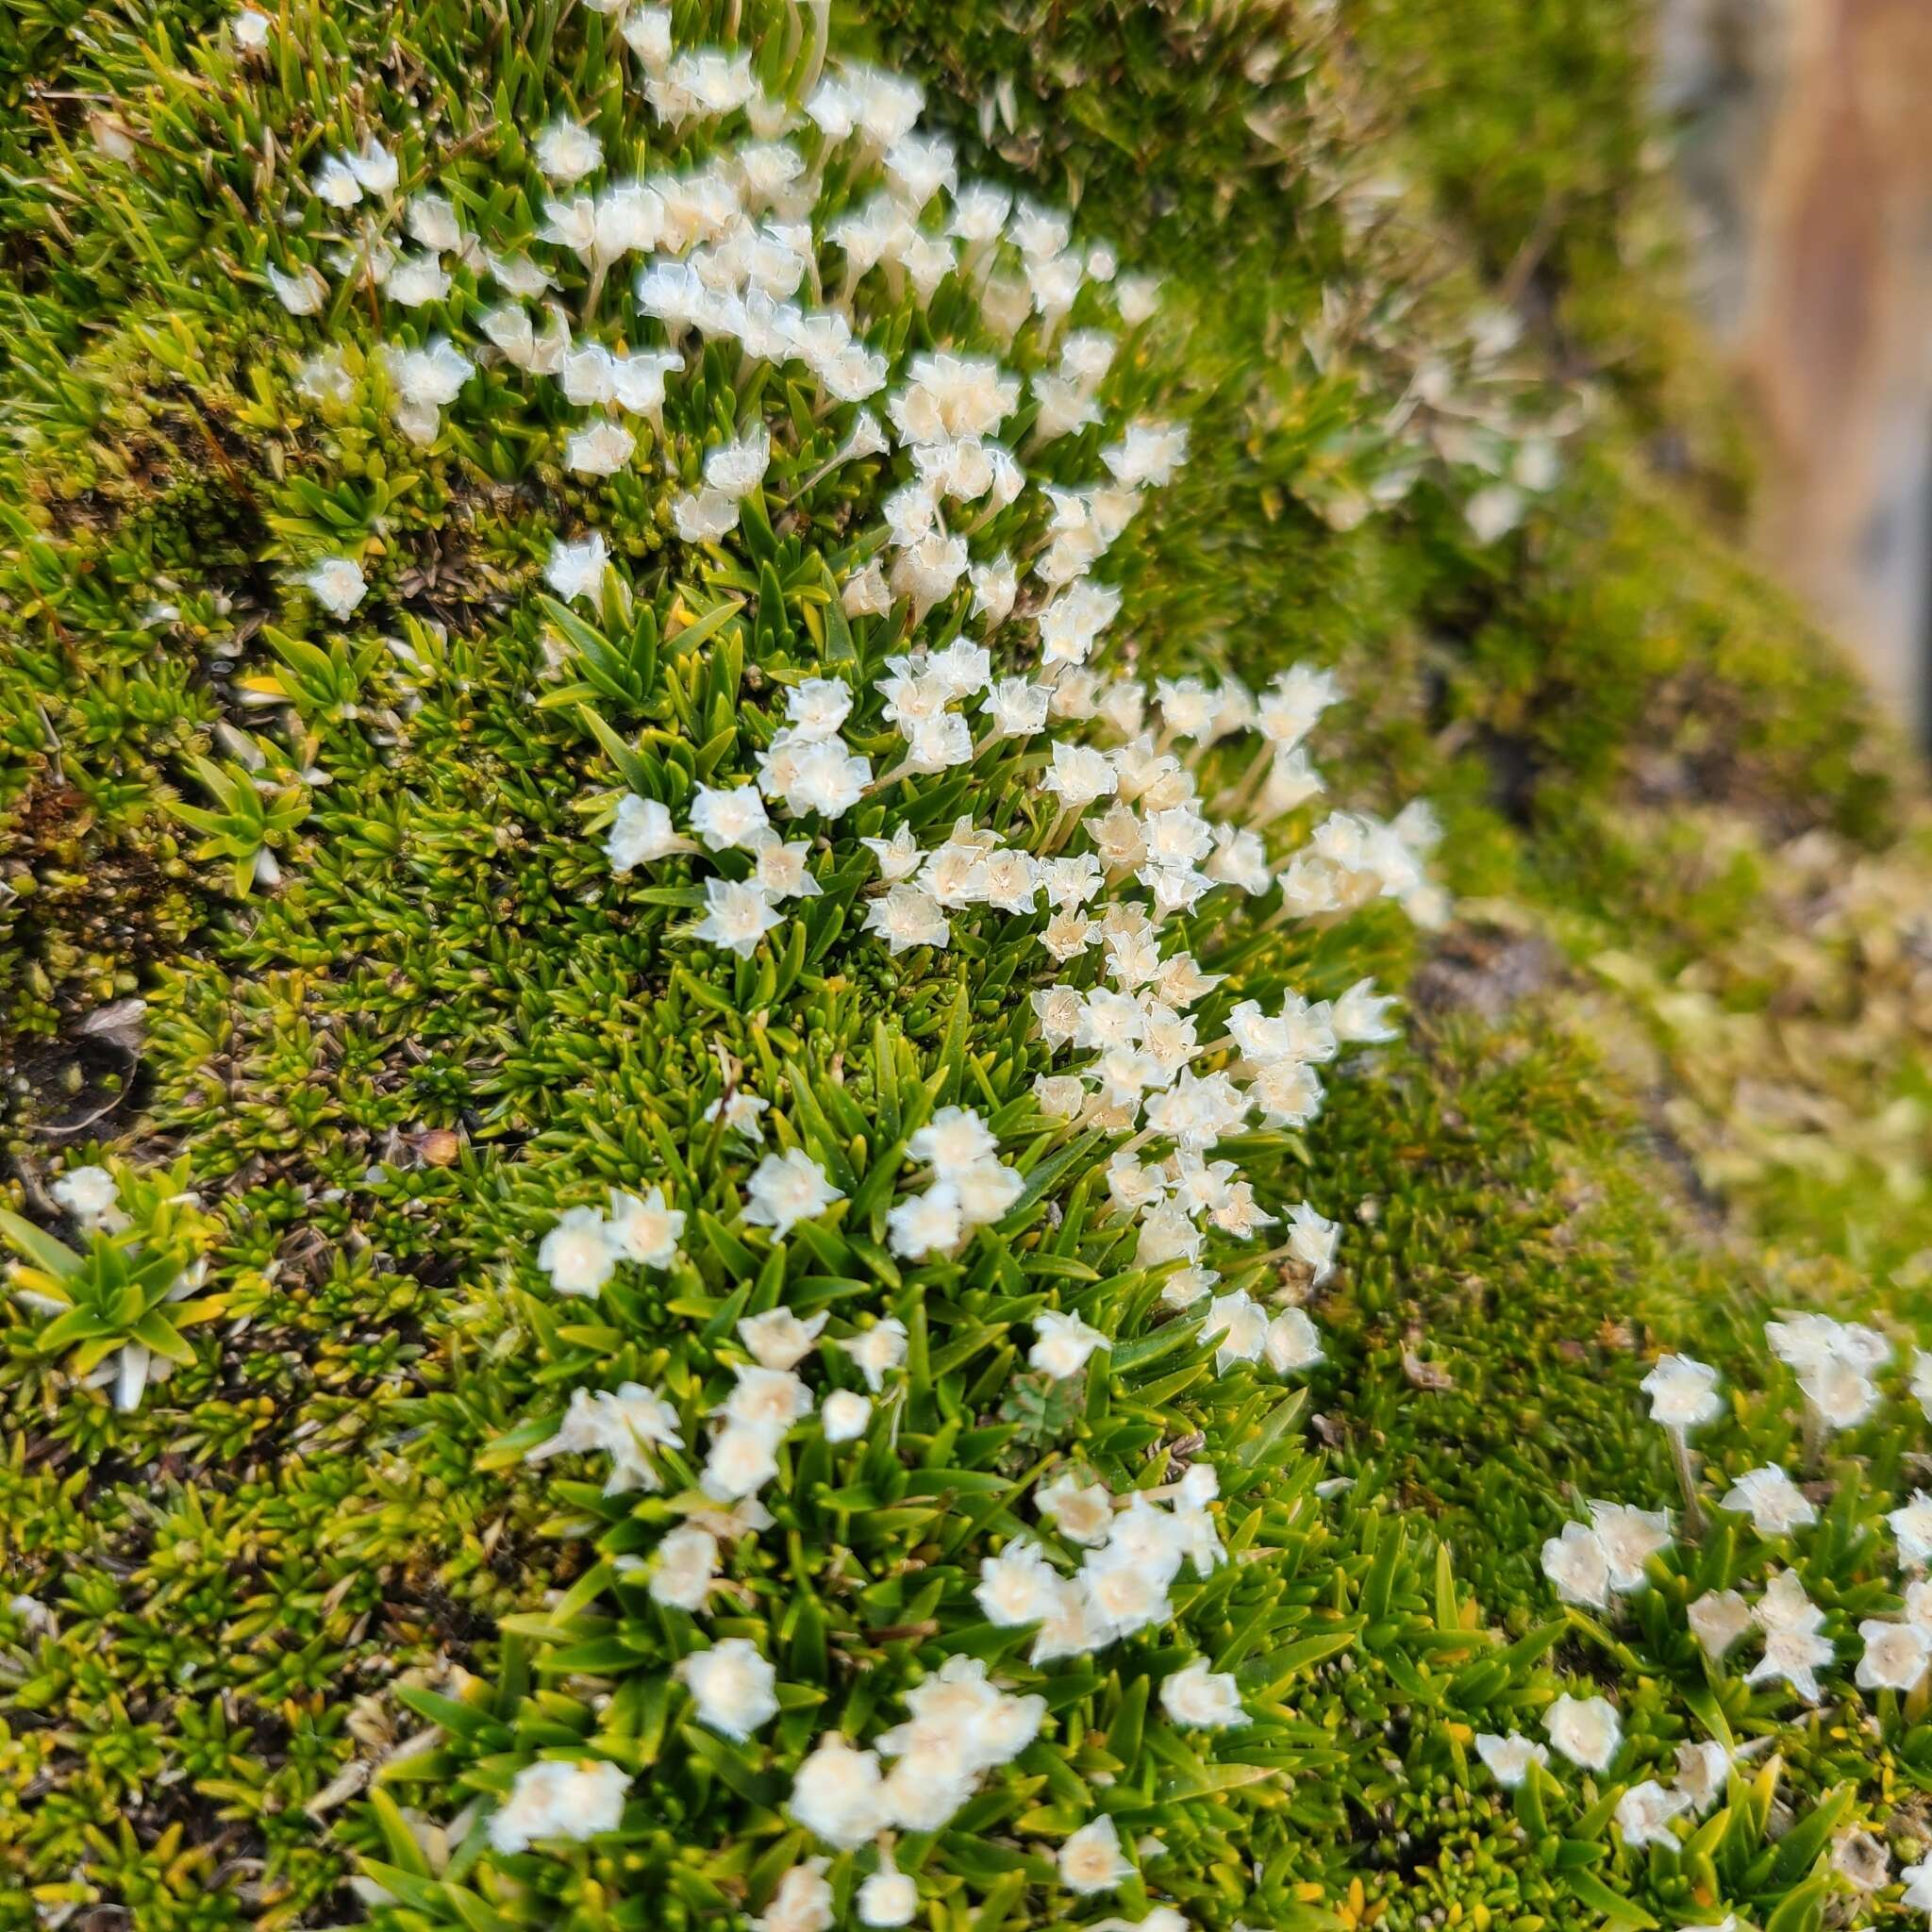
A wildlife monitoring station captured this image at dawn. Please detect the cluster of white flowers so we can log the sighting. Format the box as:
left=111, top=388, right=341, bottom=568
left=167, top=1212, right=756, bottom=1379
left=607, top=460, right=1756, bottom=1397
left=975, top=1463, right=1239, bottom=1671
left=1549, top=1328, right=1932, bottom=1781
left=244, top=13, right=1447, bottom=1924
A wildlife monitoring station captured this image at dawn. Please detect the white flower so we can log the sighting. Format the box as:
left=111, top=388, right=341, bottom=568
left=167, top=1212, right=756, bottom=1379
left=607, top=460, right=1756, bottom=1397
left=863, top=884, right=950, bottom=956
left=524, top=1380, right=680, bottom=1496
left=1588, top=1500, right=1672, bottom=1592
left=1286, top=1202, right=1341, bottom=1282
left=674, top=487, right=741, bottom=541
left=785, top=678, right=853, bottom=740
left=304, top=557, right=367, bottom=619
left=1640, top=1353, right=1722, bottom=1431
left=1857, top=1618, right=1930, bottom=1691
left=546, top=532, right=608, bottom=602
left=566, top=418, right=636, bottom=476
left=1903, top=1857, right=1932, bottom=1916
left=705, top=424, right=772, bottom=496
left=649, top=1525, right=720, bottom=1611
left=1543, top=1692, right=1620, bottom=1771
left=743, top=1149, right=842, bottom=1238
left=621, top=6, right=674, bottom=66
left=740, top=1308, right=828, bottom=1371
left=692, top=877, right=783, bottom=958
left=1687, top=1588, right=1753, bottom=1660
left=976, top=1539, right=1062, bottom=1627
left=839, top=1320, right=908, bottom=1392
left=51, top=1165, right=121, bottom=1227
left=608, top=793, right=686, bottom=871
left=1748, top=1572, right=1832, bottom=1700
left=1205, top=1291, right=1267, bottom=1373
left=1615, top=1780, right=1690, bottom=1851
left=1892, top=1491, right=1932, bottom=1567
left=233, top=7, right=272, bottom=50
left=538, top=1205, right=617, bottom=1298
left=822, top=1390, right=872, bottom=1441
left=689, top=783, right=771, bottom=852
left=607, top=1186, right=684, bottom=1268
left=705, top=1089, right=770, bottom=1141
left=679, top=1638, right=779, bottom=1740
left=908, top=1105, right=998, bottom=1178
left=1474, top=1733, right=1548, bottom=1788
left=790, top=1735, right=886, bottom=1850
left=1037, top=1472, right=1113, bottom=1546
left=1159, top=1658, right=1246, bottom=1727
left=1058, top=1816, right=1132, bottom=1895
left=536, top=119, right=603, bottom=183
left=1541, top=1520, right=1610, bottom=1609
left=1264, top=1307, right=1324, bottom=1374
left=386, top=253, right=451, bottom=308
left=857, top=1857, right=917, bottom=1927
left=267, top=264, right=327, bottom=315
left=1675, top=1740, right=1730, bottom=1813
left=489, top=1758, right=629, bottom=1853
left=408, top=192, right=463, bottom=253
left=1800, top=1355, right=1879, bottom=1432
left=703, top=1423, right=780, bottom=1501
left=1720, top=1465, right=1816, bottom=1538
left=1029, top=1310, right=1108, bottom=1380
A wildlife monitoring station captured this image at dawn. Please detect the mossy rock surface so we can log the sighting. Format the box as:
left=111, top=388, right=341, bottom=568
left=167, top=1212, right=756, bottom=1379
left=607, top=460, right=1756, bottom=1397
left=3, top=7, right=1932, bottom=1932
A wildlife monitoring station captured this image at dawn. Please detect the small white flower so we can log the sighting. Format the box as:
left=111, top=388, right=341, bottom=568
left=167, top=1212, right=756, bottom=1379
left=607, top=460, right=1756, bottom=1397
left=689, top=783, right=771, bottom=853
left=1639, top=1353, right=1721, bottom=1431
left=1029, top=1309, right=1108, bottom=1380
left=1474, top=1733, right=1548, bottom=1789
left=489, top=1758, right=629, bottom=1853
left=546, top=532, right=608, bottom=602
left=1159, top=1658, right=1246, bottom=1727
left=566, top=418, right=635, bottom=476
left=840, top=1320, right=908, bottom=1391
left=1857, top=1618, right=1930, bottom=1691
left=607, top=793, right=686, bottom=872
left=51, top=1165, right=121, bottom=1227
left=742, top=1150, right=843, bottom=1239
left=1615, top=1779, right=1690, bottom=1851
left=267, top=263, right=327, bottom=315
left=857, top=1856, right=917, bottom=1928
left=1037, top=1471, right=1114, bottom=1546
left=692, top=876, right=783, bottom=958
left=1543, top=1692, right=1620, bottom=1772
left=538, top=1205, right=616, bottom=1298
left=1588, top=1500, right=1672, bottom=1593
left=790, top=1735, right=886, bottom=1850
left=536, top=119, right=603, bottom=183
left=705, top=423, right=773, bottom=497
left=1892, top=1491, right=1932, bottom=1568
left=1687, top=1589, right=1752, bottom=1660
left=1675, top=1740, right=1730, bottom=1813
left=678, top=1638, right=779, bottom=1740
left=1058, top=1815, right=1132, bottom=1895
left=739, top=1308, right=828, bottom=1372
left=606, top=1186, right=683, bottom=1269
left=1263, top=1307, right=1324, bottom=1374
left=648, top=1525, right=720, bottom=1611
left=821, top=1390, right=871, bottom=1442
left=304, top=557, right=367, bottom=619
left=1720, top=1465, right=1816, bottom=1539
left=1902, top=1857, right=1932, bottom=1916
left=1541, top=1520, right=1610, bottom=1610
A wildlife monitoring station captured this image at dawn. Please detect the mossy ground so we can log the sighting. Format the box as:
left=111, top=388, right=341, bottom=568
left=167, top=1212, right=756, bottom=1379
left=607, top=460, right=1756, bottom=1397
left=4, top=3, right=1932, bottom=1931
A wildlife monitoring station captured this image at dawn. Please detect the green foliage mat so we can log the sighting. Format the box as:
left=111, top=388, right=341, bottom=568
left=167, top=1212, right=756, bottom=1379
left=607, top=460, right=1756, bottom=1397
left=5, top=6, right=1932, bottom=1932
